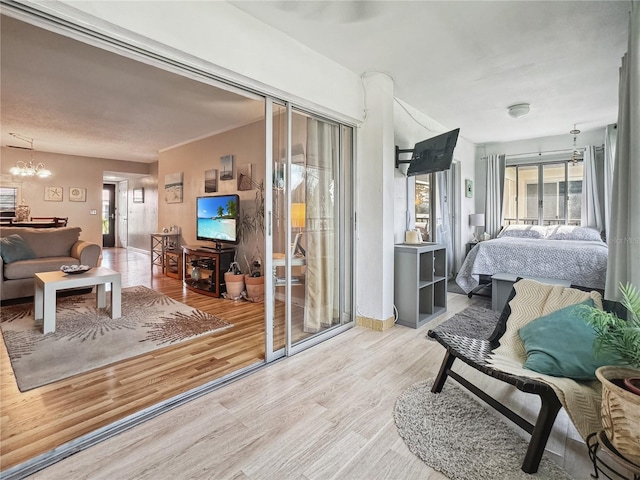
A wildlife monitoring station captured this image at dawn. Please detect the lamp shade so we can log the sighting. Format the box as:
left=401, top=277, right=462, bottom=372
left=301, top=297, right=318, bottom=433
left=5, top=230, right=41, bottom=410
left=291, top=203, right=306, bottom=229
left=469, top=213, right=485, bottom=227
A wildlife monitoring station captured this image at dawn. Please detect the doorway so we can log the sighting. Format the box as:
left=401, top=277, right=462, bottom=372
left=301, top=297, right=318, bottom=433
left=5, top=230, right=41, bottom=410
left=102, top=184, right=116, bottom=247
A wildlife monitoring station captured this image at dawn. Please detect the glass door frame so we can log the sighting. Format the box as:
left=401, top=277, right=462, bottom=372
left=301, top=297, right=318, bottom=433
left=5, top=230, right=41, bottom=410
left=264, top=101, right=355, bottom=362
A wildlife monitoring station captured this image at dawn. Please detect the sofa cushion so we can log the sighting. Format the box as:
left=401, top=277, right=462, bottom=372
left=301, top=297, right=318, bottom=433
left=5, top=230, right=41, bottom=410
left=0, top=234, right=36, bottom=263
left=518, top=299, right=620, bottom=379
left=0, top=227, right=81, bottom=258
left=3, top=257, right=80, bottom=280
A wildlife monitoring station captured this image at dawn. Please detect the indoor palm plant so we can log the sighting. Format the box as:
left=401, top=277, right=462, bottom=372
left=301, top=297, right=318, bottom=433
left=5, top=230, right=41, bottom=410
left=581, top=282, right=640, bottom=465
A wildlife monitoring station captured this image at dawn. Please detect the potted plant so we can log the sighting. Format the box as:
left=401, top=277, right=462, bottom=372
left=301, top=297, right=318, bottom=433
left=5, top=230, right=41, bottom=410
left=223, top=261, right=245, bottom=299
left=237, top=180, right=265, bottom=302
left=581, top=282, right=640, bottom=465
left=243, top=256, right=264, bottom=302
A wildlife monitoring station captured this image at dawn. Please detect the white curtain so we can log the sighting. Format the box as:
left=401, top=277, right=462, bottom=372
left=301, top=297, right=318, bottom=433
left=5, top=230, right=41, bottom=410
left=435, top=170, right=454, bottom=276
left=603, top=124, right=617, bottom=240
left=605, top=2, right=640, bottom=300
left=303, top=118, right=339, bottom=332
left=580, top=145, right=603, bottom=231
left=484, top=154, right=506, bottom=238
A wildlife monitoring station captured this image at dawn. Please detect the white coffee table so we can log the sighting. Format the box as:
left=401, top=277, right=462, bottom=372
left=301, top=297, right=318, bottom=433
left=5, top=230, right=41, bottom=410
left=34, top=267, right=122, bottom=334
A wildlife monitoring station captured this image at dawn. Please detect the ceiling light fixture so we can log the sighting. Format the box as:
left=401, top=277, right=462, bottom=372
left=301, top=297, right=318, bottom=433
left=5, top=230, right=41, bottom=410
left=7, top=133, right=52, bottom=178
left=507, top=103, right=531, bottom=119
left=570, top=125, right=582, bottom=164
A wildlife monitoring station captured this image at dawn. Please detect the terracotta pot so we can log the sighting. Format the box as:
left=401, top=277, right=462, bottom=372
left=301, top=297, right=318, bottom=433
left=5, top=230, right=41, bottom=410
left=244, top=274, right=264, bottom=302
left=595, top=366, right=640, bottom=465
left=224, top=272, right=245, bottom=299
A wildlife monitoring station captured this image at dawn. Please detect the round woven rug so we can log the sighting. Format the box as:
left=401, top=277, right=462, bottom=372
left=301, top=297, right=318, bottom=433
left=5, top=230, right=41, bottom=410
left=394, top=379, right=574, bottom=480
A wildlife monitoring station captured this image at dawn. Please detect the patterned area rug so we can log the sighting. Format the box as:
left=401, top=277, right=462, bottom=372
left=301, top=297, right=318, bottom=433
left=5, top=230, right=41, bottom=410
left=394, top=379, right=574, bottom=480
left=0, top=286, right=232, bottom=392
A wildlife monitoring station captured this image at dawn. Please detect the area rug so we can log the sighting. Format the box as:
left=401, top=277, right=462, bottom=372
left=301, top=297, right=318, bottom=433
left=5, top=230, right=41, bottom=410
left=394, top=379, right=573, bottom=480
left=0, top=286, right=233, bottom=392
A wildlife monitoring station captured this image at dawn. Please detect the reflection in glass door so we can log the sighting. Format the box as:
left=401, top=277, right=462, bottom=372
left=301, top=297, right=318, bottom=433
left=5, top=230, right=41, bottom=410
left=269, top=103, right=353, bottom=357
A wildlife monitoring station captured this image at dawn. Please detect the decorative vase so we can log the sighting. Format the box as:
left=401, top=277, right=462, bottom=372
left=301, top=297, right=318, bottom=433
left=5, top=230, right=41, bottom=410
left=595, top=366, right=640, bottom=465
left=244, top=274, right=264, bottom=302
left=191, top=266, right=201, bottom=282
left=224, top=271, right=245, bottom=299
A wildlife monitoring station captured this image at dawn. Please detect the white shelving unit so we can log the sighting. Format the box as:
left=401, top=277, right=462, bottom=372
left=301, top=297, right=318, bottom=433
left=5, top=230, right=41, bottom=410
left=394, top=243, right=447, bottom=328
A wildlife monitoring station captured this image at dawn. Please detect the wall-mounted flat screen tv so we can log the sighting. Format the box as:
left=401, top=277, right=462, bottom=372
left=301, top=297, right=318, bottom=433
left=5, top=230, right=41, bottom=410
left=196, top=194, right=239, bottom=248
left=407, top=128, right=460, bottom=176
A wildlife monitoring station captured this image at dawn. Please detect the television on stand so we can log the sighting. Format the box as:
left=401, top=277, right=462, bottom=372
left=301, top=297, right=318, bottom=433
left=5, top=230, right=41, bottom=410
left=196, top=194, right=239, bottom=251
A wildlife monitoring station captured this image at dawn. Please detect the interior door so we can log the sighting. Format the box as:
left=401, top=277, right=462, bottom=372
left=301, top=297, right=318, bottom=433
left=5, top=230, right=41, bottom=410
left=117, top=180, right=128, bottom=248
left=102, top=184, right=116, bottom=247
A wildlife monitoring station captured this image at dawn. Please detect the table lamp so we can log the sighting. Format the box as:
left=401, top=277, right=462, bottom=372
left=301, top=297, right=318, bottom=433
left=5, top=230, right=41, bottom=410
left=469, top=213, right=485, bottom=243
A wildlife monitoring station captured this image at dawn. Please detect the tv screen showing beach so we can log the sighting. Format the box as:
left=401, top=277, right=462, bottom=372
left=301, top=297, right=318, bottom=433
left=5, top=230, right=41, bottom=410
left=196, top=195, right=238, bottom=243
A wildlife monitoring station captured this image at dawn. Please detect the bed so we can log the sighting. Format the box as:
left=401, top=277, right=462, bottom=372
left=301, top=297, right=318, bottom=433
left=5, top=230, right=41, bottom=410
left=455, top=225, right=608, bottom=294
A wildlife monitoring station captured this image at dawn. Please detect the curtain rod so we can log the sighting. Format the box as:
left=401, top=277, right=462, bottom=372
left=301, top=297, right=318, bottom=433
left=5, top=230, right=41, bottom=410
left=481, top=144, right=604, bottom=161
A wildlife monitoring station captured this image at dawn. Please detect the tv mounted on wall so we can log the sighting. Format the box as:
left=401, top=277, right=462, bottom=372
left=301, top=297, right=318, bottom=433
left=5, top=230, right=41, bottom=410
left=196, top=194, right=239, bottom=250
left=395, top=128, right=460, bottom=177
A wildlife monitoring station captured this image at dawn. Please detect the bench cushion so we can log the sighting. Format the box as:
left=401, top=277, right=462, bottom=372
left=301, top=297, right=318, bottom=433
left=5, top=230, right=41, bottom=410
left=518, top=299, right=619, bottom=379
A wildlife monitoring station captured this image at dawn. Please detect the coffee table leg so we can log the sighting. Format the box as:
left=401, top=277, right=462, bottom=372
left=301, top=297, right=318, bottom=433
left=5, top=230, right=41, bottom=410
left=43, top=283, right=56, bottom=334
left=96, top=283, right=106, bottom=308
left=111, top=278, right=121, bottom=319
left=34, top=280, right=43, bottom=321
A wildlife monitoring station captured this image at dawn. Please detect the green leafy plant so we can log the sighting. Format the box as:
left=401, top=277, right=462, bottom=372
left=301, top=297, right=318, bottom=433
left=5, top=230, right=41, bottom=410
left=581, top=282, right=640, bottom=369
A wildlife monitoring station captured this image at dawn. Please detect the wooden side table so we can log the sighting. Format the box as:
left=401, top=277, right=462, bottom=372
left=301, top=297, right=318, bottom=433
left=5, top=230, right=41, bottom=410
left=165, top=251, right=182, bottom=279
left=150, top=232, right=180, bottom=274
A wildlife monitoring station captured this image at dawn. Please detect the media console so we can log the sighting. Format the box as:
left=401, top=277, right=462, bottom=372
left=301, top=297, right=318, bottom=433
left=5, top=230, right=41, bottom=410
left=182, top=245, right=235, bottom=297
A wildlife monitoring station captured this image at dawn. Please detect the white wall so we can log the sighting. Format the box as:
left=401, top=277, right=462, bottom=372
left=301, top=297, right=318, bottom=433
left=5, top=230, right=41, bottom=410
left=393, top=99, right=477, bottom=270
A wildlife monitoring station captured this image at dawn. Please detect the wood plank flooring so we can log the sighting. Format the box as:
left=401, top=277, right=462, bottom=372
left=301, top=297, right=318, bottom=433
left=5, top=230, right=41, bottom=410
left=1, top=248, right=266, bottom=472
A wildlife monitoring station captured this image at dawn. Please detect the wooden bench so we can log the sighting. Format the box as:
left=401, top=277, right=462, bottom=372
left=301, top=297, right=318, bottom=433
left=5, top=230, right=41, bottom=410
left=428, top=285, right=622, bottom=474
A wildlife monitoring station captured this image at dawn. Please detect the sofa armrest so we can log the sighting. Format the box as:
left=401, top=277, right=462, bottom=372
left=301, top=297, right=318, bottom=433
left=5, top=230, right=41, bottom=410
left=71, top=241, right=102, bottom=267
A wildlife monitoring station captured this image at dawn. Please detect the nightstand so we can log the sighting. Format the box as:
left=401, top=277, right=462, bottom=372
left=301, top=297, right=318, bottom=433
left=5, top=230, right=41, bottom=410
left=466, top=242, right=479, bottom=256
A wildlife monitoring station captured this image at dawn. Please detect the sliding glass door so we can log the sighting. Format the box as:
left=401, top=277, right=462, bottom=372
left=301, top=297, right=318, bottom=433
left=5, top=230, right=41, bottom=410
left=267, top=103, right=354, bottom=358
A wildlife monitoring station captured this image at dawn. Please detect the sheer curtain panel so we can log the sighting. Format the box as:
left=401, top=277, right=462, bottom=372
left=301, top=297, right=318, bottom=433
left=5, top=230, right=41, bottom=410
left=484, top=154, right=506, bottom=238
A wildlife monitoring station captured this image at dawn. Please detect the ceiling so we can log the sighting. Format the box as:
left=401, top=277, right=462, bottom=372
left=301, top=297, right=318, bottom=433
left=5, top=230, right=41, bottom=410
left=233, top=1, right=629, bottom=144
left=0, top=2, right=630, bottom=164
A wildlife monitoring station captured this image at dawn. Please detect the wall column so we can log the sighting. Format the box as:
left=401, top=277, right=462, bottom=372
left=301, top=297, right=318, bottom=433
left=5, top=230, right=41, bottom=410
left=356, top=73, right=396, bottom=330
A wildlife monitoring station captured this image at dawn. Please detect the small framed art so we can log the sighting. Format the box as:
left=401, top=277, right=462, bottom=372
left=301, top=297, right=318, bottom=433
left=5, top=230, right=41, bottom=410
left=465, top=179, right=473, bottom=198
left=133, top=187, right=145, bottom=203
left=69, top=187, right=87, bottom=202
left=44, top=186, right=63, bottom=202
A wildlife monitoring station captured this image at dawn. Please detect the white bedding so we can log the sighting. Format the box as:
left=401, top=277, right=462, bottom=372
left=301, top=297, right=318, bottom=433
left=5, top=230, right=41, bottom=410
left=455, top=236, right=608, bottom=293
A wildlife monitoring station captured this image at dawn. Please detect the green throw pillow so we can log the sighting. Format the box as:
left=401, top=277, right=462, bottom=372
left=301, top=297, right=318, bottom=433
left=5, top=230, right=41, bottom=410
left=0, top=234, right=36, bottom=263
left=518, top=300, right=619, bottom=380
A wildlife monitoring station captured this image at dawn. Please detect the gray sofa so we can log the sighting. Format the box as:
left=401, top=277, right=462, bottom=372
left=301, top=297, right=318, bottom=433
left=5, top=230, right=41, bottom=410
left=0, top=226, right=101, bottom=301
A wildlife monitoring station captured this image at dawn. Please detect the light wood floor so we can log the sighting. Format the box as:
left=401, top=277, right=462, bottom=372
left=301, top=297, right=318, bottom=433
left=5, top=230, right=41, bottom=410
left=3, top=251, right=595, bottom=479
left=1, top=248, right=267, bottom=473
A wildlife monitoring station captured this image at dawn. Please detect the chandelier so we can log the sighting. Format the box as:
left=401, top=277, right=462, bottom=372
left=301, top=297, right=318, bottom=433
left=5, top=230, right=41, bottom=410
left=8, top=133, right=51, bottom=178
left=9, top=160, right=52, bottom=178
left=569, top=125, right=582, bottom=165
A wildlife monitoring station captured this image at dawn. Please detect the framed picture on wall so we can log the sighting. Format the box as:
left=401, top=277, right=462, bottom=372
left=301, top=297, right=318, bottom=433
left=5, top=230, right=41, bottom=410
left=220, top=155, right=233, bottom=181
left=237, top=164, right=252, bottom=191
left=69, top=187, right=86, bottom=202
left=165, top=172, right=183, bottom=203
left=133, top=187, right=144, bottom=203
left=465, top=179, right=473, bottom=198
left=44, top=186, right=63, bottom=202
left=205, top=169, right=218, bottom=193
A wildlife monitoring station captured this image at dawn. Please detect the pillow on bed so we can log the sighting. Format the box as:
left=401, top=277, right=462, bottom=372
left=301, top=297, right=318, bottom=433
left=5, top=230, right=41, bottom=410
left=518, top=299, right=619, bottom=379
left=546, top=226, right=602, bottom=242
left=497, top=225, right=547, bottom=239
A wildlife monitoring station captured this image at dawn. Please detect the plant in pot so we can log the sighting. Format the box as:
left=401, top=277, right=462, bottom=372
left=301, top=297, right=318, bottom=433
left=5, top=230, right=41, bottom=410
left=237, top=180, right=265, bottom=302
left=224, top=261, right=245, bottom=300
left=581, top=282, right=640, bottom=465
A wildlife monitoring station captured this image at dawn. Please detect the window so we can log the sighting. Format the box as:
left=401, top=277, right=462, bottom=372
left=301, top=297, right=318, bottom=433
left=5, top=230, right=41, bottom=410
left=503, top=161, right=583, bottom=226
left=0, top=186, right=19, bottom=219
left=415, top=174, right=430, bottom=240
